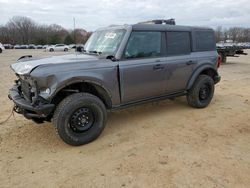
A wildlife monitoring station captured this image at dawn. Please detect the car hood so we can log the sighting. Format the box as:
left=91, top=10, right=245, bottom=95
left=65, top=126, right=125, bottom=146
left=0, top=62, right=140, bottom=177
left=11, top=53, right=101, bottom=75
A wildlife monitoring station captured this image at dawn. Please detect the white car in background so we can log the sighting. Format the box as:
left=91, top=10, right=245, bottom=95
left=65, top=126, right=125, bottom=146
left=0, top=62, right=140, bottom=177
left=46, top=44, right=70, bottom=52
left=0, top=43, right=5, bottom=53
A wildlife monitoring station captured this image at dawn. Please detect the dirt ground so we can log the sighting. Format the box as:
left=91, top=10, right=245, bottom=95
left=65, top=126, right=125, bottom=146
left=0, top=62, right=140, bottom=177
left=0, top=49, right=250, bottom=188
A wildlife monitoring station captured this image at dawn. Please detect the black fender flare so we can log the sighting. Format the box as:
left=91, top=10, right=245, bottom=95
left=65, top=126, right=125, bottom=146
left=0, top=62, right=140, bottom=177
left=186, top=64, right=219, bottom=90
left=50, top=79, right=113, bottom=108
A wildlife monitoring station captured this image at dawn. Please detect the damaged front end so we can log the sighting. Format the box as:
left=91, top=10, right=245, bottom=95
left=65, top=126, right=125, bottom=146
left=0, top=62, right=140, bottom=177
left=8, top=72, right=55, bottom=121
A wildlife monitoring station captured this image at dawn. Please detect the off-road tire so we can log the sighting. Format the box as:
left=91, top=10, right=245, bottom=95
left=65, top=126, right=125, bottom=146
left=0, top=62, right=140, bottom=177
left=187, top=75, right=214, bottom=108
left=52, top=93, right=107, bottom=146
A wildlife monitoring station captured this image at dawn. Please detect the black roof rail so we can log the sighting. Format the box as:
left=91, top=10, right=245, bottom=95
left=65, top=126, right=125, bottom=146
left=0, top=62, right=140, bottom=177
left=138, top=19, right=176, bottom=25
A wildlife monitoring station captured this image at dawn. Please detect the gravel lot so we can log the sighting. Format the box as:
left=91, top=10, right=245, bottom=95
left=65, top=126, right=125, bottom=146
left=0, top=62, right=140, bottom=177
left=0, top=49, right=250, bottom=187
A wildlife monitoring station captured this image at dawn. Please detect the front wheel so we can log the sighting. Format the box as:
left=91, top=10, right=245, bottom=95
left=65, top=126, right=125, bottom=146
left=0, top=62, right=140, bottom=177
left=53, top=93, right=107, bottom=146
left=64, top=48, right=68, bottom=52
left=187, top=75, right=214, bottom=108
left=0, top=48, right=2, bottom=53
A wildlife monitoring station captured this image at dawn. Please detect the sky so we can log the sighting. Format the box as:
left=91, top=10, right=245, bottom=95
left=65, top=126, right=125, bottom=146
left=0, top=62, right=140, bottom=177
left=0, top=0, right=250, bottom=31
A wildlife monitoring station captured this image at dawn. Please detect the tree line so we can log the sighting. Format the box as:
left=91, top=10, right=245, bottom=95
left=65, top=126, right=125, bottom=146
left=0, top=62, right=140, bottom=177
left=1, top=16, right=250, bottom=45
left=215, top=26, right=250, bottom=43
left=0, top=16, right=92, bottom=45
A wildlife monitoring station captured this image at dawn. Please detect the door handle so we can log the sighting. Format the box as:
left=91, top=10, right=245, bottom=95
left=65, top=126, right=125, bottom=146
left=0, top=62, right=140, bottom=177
left=186, top=60, right=197, bottom=65
left=153, top=64, right=164, bottom=70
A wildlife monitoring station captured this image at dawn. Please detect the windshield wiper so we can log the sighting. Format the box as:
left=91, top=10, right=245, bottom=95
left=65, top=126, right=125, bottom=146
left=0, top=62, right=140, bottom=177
left=88, top=50, right=102, bottom=55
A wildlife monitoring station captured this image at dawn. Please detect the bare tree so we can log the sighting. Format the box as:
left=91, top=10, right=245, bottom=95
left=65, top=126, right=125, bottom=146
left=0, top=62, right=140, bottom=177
left=215, top=26, right=223, bottom=42
left=6, top=16, right=36, bottom=44
left=0, top=16, right=92, bottom=45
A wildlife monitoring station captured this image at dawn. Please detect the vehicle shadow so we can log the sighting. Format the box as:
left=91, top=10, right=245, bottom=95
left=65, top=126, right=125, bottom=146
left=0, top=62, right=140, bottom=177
left=1, top=96, right=189, bottom=149
left=105, top=97, right=189, bottom=133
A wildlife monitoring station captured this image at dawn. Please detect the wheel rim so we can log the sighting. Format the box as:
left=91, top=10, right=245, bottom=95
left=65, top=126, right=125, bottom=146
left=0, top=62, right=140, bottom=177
left=69, top=107, right=95, bottom=133
left=199, top=83, right=211, bottom=101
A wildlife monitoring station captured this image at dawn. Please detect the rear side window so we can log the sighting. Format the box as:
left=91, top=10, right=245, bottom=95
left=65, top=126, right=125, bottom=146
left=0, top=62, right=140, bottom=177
left=124, top=31, right=162, bottom=59
left=166, top=32, right=191, bottom=56
left=195, top=31, right=215, bottom=51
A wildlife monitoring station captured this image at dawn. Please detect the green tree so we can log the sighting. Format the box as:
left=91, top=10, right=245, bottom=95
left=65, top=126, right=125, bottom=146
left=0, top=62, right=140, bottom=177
left=64, top=34, right=74, bottom=44
left=49, top=34, right=61, bottom=44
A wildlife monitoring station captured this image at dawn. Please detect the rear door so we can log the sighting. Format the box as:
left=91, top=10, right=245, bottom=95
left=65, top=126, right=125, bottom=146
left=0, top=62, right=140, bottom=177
left=119, top=31, right=167, bottom=103
left=164, top=31, right=197, bottom=93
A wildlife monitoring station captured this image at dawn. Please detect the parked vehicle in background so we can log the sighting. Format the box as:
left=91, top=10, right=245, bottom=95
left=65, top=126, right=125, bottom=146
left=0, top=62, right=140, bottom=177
left=3, top=44, right=13, bottom=49
left=14, top=44, right=21, bottom=49
left=43, top=45, right=49, bottom=49
left=0, top=43, right=5, bottom=53
left=217, top=42, right=247, bottom=63
left=76, top=44, right=85, bottom=52
left=20, top=45, right=28, bottom=49
left=69, top=44, right=76, bottom=49
left=46, top=44, right=70, bottom=52
left=9, top=20, right=221, bottom=146
left=28, top=44, right=36, bottom=49
left=36, top=45, right=43, bottom=49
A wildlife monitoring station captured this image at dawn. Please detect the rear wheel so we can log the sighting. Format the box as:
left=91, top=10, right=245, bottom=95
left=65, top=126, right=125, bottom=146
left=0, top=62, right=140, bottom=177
left=0, top=48, right=2, bottom=53
left=64, top=48, right=68, bottom=52
left=187, top=75, right=214, bottom=108
left=49, top=48, right=54, bottom=52
left=53, top=93, right=107, bottom=146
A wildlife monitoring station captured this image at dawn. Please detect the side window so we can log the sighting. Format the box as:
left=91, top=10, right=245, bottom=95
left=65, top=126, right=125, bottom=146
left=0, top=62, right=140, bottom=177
left=195, top=31, right=215, bottom=51
left=124, top=31, right=162, bottom=59
left=166, top=32, right=191, bottom=56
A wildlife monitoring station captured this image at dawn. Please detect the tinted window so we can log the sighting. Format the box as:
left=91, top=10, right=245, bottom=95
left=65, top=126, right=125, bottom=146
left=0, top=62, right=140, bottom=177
left=195, top=31, right=215, bottom=51
left=166, top=32, right=191, bottom=55
left=124, top=32, right=161, bottom=59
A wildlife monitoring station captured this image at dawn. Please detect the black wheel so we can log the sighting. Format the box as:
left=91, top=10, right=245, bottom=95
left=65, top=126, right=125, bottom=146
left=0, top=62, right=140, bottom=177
left=49, top=48, right=54, bottom=52
left=0, top=49, right=2, bottom=53
left=53, top=93, right=107, bottom=146
left=64, top=48, right=68, bottom=52
left=187, top=75, right=214, bottom=108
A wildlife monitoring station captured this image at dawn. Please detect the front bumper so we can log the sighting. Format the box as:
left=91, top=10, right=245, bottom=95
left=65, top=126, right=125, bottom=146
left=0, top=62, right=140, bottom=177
left=8, top=85, right=55, bottom=119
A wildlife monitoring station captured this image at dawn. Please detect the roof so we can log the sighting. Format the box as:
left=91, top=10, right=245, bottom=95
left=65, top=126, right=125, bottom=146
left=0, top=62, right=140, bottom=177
left=96, top=23, right=213, bottom=32
left=132, top=23, right=213, bottom=32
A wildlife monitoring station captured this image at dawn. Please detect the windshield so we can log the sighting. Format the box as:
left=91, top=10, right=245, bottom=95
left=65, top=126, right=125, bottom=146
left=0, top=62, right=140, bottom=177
left=84, top=29, right=126, bottom=55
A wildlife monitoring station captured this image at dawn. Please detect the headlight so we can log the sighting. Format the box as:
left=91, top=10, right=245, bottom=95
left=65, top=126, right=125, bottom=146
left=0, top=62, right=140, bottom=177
left=40, top=88, right=51, bottom=95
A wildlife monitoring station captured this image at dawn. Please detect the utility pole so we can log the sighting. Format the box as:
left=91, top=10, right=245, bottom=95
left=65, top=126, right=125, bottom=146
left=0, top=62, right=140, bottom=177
left=73, top=17, right=76, bottom=44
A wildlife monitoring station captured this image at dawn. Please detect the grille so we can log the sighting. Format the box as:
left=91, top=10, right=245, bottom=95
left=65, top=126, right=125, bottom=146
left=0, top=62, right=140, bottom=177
left=20, top=79, right=32, bottom=101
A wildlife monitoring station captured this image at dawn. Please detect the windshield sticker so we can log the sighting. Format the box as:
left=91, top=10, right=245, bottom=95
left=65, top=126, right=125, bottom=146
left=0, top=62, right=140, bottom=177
left=105, top=32, right=117, bottom=39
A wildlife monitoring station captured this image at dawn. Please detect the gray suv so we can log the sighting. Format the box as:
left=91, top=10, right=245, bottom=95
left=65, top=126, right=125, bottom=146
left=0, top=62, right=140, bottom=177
left=9, top=22, right=221, bottom=145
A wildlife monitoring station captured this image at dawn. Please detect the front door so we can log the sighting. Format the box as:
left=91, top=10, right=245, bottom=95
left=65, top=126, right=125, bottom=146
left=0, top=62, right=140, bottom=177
left=119, top=31, right=167, bottom=103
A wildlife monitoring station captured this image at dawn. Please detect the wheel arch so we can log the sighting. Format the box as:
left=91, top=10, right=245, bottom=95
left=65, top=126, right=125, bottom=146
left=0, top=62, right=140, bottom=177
left=187, top=64, right=218, bottom=90
left=51, top=80, right=113, bottom=109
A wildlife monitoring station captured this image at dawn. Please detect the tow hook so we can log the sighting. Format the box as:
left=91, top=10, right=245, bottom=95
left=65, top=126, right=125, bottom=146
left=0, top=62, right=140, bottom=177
left=13, top=105, right=22, bottom=114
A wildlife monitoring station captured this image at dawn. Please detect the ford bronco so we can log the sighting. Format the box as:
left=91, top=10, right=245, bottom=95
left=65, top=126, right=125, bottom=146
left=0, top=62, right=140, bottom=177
left=9, top=21, right=221, bottom=145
